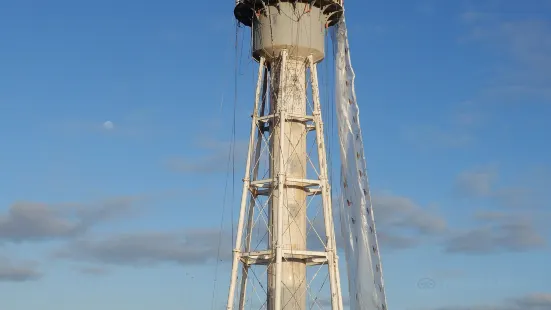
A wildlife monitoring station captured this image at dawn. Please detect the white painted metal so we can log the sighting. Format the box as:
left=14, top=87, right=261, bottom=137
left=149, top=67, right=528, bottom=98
left=308, top=55, right=343, bottom=310
left=252, top=3, right=326, bottom=63
left=273, top=49, right=288, bottom=310
left=226, top=56, right=266, bottom=310
left=227, top=2, right=345, bottom=309
left=238, top=57, right=268, bottom=310
left=226, top=51, right=344, bottom=309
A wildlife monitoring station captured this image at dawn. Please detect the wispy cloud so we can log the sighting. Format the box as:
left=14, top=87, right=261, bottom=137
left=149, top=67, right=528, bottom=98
left=311, top=186, right=545, bottom=255
left=78, top=266, right=110, bottom=276
left=460, top=10, right=551, bottom=103
left=455, top=164, right=548, bottom=209
left=416, top=1, right=436, bottom=16
left=292, top=192, right=448, bottom=252
left=0, top=257, right=42, bottom=282
left=318, top=295, right=351, bottom=308
left=446, top=165, right=549, bottom=254
left=444, top=211, right=546, bottom=254
left=456, top=165, right=498, bottom=197
left=166, top=138, right=248, bottom=174
left=369, top=193, right=448, bottom=250
left=331, top=166, right=548, bottom=255
left=55, top=229, right=232, bottom=267
left=373, top=194, right=447, bottom=235
left=0, top=196, right=141, bottom=243
left=433, top=292, right=551, bottom=310
left=404, top=126, right=474, bottom=149
left=404, top=101, right=483, bottom=149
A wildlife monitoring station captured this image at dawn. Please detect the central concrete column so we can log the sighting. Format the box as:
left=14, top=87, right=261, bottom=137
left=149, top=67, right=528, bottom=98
left=269, top=56, right=308, bottom=310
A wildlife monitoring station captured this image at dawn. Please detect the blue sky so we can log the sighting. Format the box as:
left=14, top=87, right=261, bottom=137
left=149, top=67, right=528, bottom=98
left=1, top=0, right=550, bottom=309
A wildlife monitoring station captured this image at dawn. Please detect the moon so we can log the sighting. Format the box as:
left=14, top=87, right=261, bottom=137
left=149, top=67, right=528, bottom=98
left=103, top=121, right=114, bottom=130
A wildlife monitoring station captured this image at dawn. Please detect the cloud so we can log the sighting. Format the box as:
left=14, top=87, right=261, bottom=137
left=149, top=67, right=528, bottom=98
left=417, top=1, right=435, bottom=16
left=446, top=166, right=549, bottom=254
left=513, top=294, right=551, bottom=310
left=403, top=103, right=481, bottom=149
left=259, top=193, right=445, bottom=251
left=0, top=257, right=42, bottom=282
left=55, top=229, right=232, bottom=267
left=377, top=233, right=418, bottom=249
left=318, top=295, right=350, bottom=308
left=404, top=126, right=474, bottom=149
left=460, top=10, right=551, bottom=102
left=44, top=171, right=542, bottom=271
left=454, top=165, right=548, bottom=209
left=444, top=211, right=546, bottom=254
left=456, top=166, right=498, bottom=197
left=373, top=194, right=447, bottom=235
left=0, top=196, right=139, bottom=243
left=300, top=193, right=447, bottom=251
left=166, top=138, right=249, bottom=174
left=433, top=293, right=551, bottom=310
left=287, top=192, right=447, bottom=252
left=200, top=192, right=443, bottom=259
left=363, top=194, right=448, bottom=250
left=364, top=178, right=546, bottom=255
left=52, top=191, right=442, bottom=270
left=432, top=268, right=465, bottom=279
left=79, top=266, right=109, bottom=276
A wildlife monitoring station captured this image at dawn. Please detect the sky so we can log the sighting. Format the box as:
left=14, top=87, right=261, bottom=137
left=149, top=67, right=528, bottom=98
left=1, top=0, right=550, bottom=309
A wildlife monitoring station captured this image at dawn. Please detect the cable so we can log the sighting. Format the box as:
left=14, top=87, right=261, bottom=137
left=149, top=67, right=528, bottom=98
left=210, top=18, right=240, bottom=310
left=232, top=17, right=238, bottom=251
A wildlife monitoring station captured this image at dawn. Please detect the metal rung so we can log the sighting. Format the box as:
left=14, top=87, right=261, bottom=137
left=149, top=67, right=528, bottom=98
left=257, top=114, right=275, bottom=123
left=286, top=114, right=314, bottom=123
left=286, top=178, right=321, bottom=188
left=239, top=250, right=329, bottom=266
left=250, top=179, right=322, bottom=195
left=306, top=187, right=322, bottom=196
left=250, top=179, right=274, bottom=188
left=258, top=114, right=314, bottom=123
left=255, top=187, right=321, bottom=196
left=255, top=189, right=270, bottom=196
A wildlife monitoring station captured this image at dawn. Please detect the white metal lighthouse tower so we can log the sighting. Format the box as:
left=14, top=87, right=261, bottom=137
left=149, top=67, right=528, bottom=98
left=226, top=0, right=345, bottom=309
